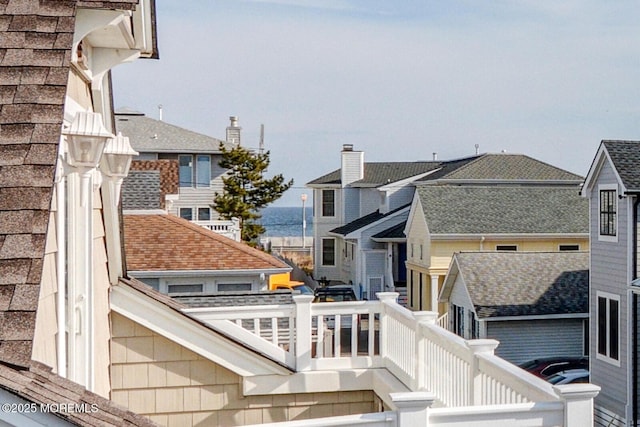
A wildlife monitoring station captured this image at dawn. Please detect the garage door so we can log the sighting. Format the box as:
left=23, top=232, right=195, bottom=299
left=487, top=318, right=586, bottom=365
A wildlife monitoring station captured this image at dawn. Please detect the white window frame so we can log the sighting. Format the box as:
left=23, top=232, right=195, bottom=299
left=596, top=291, right=620, bottom=366
left=598, top=184, right=618, bottom=242
left=179, top=207, right=193, bottom=221
left=321, top=189, right=336, bottom=217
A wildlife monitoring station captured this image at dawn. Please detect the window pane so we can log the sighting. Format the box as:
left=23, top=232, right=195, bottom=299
left=597, top=297, right=607, bottom=355
left=167, top=284, right=203, bottom=294
left=179, top=208, right=193, bottom=220
left=322, top=190, right=335, bottom=216
left=322, top=239, right=335, bottom=266
left=218, top=283, right=251, bottom=292
left=196, top=155, right=211, bottom=187
left=198, top=207, right=211, bottom=221
left=179, top=155, right=193, bottom=187
left=610, top=299, right=619, bottom=360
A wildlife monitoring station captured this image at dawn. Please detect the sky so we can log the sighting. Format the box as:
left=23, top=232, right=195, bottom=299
left=112, top=0, right=640, bottom=206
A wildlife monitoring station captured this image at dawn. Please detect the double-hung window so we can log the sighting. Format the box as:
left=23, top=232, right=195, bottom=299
left=179, top=155, right=193, bottom=187
left=597, top=291, right=620, bottom=364
left=322, top=189, right=335, bottom=217
left=196, top=155, right=211, bottom=187
left=321, top=238, right=336, bottom=266
left=599, top=186, right=617, bottom=239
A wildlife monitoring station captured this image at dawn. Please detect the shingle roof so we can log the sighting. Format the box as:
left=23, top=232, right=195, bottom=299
left=115, top=111, right=231, bottom=154
left=330, top=204, right=409, bottom=236
left=602, top=140, right=640, bottom=192
left=371, top=221, right=407, bottom=240
left=0, top=360, right=157, bottom=426
left=307, top=162, right=441, bottom=186
left=0, top=1, right=79, bottom=369
left=122, top=170, right=161, bottom=209
left=174, top=290, right=294, bottom=308
left=417, top=185, right=588, bottom=235
left=450, top=251, right=588, bottom=318
left=420, top=153, right=583, bottom=182
left=123, top=214, right=290, bottom=271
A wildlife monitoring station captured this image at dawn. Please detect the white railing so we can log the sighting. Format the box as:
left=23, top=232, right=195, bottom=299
left=193, top=218, right=241, bottom=241
left=184, top=292, right=600, bottom=427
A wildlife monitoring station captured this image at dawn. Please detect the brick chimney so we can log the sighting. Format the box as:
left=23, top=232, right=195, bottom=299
left=226, top=116, right=241, bottom=145
left=341, top=144, right=364, bottom=187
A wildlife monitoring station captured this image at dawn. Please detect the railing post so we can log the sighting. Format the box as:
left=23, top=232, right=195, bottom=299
left=293, top=294, right=314, bottom=371
left=466, top=339, right=499, bottom=406
left=413, top=311, right=437, bottom=391
left=553, top=384, right=600, bottom=427
left=391, top=392, right=435, bottom=427
left=377, top=292, right=399, bottom=361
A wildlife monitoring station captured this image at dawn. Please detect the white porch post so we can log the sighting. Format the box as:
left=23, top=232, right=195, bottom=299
left=377, top=292, right=399, bottom=361
left=430, top=275, right=440, bottom=312
left=554, top=384, right=600, bottom=427
left=391, top=392, right=435, bottom=427
left=467, top=339, right=499, bottom=405
left=413, top=311, right=438, bottom=391
left=293, top=295, right=314, bottom=371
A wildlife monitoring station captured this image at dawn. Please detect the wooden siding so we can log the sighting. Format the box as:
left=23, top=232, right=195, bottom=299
left=487, top=319, right=585, bottom=365
left=588, top=159, right=629, bottom=418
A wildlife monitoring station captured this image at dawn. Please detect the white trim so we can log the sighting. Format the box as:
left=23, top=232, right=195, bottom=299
left=598, top=184, right=619, bottom=243
left=595, top=291, right=621, bottom=367
left=110, top=283, right=290, bottom=376
left=321, top=237, right=337, bottom=266
left=320, top=188, right=337, bottom=218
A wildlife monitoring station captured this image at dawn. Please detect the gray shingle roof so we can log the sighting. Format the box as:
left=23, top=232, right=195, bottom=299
left=174, top=290, right=294, bottom=308
left=330, top=204, right=410, bottom=236
left=418, top=185, right=588, bottom=235
left=307, top=162, right=441, bottom=186
left=450, top=251, right=588, bottom=318
left=420, top=153, right=584, bottom=183
left=115, top=111, right=231, bottom=154
left=372, top=221, right=407, bottom=240
left=122, top=170, right=161, bottom=210
left=603, top=140, right=640, bottom=192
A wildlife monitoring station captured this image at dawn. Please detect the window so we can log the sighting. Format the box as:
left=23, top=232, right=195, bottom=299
left=179, top=155, right=193, bottom=187
left=322, top=190, right=335, bottom=217
left=597, top=292, right=620, bottom=363
left=496, top=245, right=517, bottom=251
left=453, top=304, right=464, bottom=336
left=559, top=244, right=580, bottom=251
left=198, top=207, right=211, bottom=221
left=470, top=312, right=479, bottom=339
left=419, top=244, right=423, bottom=260
left=322, top=238, right=336, bottom=266
left=179, top=208, right=193, bottom=220
left=167, top=283, right=203, bottom=294
left=218, top=283, right=251, bottom=292
left=599, top=188, right=617, bottom=237
left=196, top=155, right=211, bottom=187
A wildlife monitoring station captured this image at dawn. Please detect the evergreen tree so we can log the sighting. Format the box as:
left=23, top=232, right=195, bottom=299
left=213, top=142, right=293, bottom=244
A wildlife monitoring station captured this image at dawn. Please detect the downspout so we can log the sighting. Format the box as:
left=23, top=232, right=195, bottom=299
left=633, top=195, right=639, bottom=426
left=479, top=236, right=485, bottom=251
left=56, top=164, right=66, bottom=377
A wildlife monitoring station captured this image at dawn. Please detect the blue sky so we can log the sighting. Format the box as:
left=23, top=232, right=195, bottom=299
left=113, top=0, right=640, bottom=206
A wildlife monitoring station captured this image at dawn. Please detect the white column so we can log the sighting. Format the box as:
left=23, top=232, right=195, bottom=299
left=553, top=384, right=600, bottom=427
left=430, top=275, right=440, bottom=312
left=293, top=295, right=314, bottom=371
left=55, top=167, right=66, bottom=377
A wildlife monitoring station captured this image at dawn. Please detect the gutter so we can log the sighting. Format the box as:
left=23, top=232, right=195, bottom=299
left=128, top=267, right=291, bottom=278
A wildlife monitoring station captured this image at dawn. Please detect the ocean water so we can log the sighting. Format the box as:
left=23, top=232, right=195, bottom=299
left=259, top=206, right=313, bottom=237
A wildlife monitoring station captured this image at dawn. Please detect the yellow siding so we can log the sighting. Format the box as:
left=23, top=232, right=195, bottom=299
left=111, top=313, right=380, bottom=426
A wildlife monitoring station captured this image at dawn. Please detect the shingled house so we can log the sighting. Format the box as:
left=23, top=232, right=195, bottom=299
left=440, top=251, right=589, bottom=364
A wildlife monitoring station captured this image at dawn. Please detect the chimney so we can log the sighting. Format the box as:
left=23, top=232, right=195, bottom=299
left=226, top=116, right=242, bottom=145
left=432, top=152, right=437, bottom=161
left=341, top=144, right=363, bottom=187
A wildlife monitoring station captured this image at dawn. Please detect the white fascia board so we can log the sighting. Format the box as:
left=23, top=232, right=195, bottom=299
left=430, top=233, right=589, bottom=241
left=581, top=143, right=612, bottom=196
left=343, top=207, right=410, bottom=239
left=128, top=268, right=290, bottom=278
left=404, top=193, right=423, bottom=237
left=110, top=283, right=290, bottom=376
left=243, top=368, right=410, bottom=410
left=482, top=313, right=588, bottom=322
left=438, top=257, right=460, bottom=302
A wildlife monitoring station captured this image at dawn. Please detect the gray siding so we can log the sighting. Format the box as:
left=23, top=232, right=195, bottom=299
left=589, top=159, right=629, bottom=418
left=359, top=188, right=380, bottom=217
left=359, top=212, right=409, bottom=250
left=387, top=185, right=414, bottom=210
left=487, top=319, right=585, bottom=365
left=343, top=187, right=360, bottom=224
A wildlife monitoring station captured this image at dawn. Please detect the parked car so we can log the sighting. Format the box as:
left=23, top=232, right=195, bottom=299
left=518, top=356, right=589, bottom=378
left=313, top=285, right=358, bottom=302
left=313, top=285, right=358, bottom=329
left=272, top=282, right=314, bottom=295
left=546, top=369, right=590, bottom=385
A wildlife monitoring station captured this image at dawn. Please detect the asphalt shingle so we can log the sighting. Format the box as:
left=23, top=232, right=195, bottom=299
left=602, top=140, right=640, bottom=192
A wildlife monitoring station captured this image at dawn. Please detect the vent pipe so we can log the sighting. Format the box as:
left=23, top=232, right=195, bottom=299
left=475, top=144, right=479, bottom=155
left=158, top=104, right=163, bottom=121
left=432, top=152, right=437, bottom=161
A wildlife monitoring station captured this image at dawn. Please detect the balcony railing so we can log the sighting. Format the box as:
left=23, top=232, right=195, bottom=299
left=183, top=292, right=599, bottom=427
left=193, top=218, right=240, bottom=241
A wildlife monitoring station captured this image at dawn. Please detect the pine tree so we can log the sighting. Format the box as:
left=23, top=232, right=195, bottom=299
left=213, top=142, right=293, bottom=244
